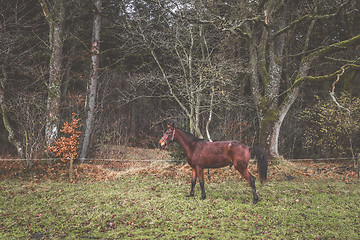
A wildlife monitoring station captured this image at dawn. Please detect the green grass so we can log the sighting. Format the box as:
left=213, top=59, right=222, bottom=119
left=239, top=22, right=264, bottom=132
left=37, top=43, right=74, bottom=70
left=0, top=175, right=359, bottom=239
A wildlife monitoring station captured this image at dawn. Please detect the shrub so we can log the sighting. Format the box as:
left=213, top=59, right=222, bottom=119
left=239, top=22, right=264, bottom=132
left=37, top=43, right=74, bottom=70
left=300, top=93, right=360, bottom=158
left=47, top=113, right=81, bottom=162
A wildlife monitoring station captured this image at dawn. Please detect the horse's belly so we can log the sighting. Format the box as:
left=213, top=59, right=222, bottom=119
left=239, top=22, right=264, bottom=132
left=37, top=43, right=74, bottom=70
left=194, top=149, right=231, bottom=168
left=207, top=159, right=231, bottom=168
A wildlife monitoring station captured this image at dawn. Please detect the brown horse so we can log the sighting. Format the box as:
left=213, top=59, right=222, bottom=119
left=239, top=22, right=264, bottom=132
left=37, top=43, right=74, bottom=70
left=159, top=124, right=268, bottom=204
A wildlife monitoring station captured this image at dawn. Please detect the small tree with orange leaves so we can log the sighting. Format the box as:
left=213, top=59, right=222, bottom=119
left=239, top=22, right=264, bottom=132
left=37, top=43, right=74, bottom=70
left=48, top=113, right=81, bottom=162
left=48, top=113, right=81, bottom=181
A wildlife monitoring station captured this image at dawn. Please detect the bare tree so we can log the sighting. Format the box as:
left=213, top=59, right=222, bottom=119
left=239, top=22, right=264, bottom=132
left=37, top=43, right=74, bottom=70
left=209, top=0, right=360, bottom=158
left=79, top=0, right=102, bottom=162
left=0, top=0, right=47, bottom=158
left=132, top=1, right=242, bottom=138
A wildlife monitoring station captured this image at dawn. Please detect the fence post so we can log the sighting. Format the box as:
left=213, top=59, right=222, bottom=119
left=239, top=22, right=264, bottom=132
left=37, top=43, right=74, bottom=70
left=70, top=154, right=74, bottom=182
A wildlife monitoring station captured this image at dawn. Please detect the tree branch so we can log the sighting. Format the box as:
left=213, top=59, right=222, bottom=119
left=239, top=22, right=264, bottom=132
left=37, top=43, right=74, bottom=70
left=302, top=34, right=360, bottom=66
left=274, top=0, right=351, bottom=37
left=281, top=62, right=359, bottom=98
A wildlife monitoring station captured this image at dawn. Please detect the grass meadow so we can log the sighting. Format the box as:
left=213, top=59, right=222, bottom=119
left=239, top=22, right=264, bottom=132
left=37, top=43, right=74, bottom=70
left=0, top=168, right=359, bottom=239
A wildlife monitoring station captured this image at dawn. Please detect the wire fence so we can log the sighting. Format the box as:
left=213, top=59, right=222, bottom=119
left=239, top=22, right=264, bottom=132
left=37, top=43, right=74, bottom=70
left=0, top=158, right=185, bottom=162
left=1, top=155, right=359, bottom=181
left=0, top=156, right=357, bottom=163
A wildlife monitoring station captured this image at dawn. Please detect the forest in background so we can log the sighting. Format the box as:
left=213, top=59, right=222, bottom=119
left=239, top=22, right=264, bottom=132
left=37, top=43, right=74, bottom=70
left=0, top=0, right=359, bottom=161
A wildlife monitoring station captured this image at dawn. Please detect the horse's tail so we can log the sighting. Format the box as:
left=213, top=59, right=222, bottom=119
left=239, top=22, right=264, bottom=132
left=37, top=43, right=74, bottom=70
left=250, top=146, right=268, bottom=183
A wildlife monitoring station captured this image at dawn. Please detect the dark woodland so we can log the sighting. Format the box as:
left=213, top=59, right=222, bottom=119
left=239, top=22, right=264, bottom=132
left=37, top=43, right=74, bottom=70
left=1, top=0, right=360, bottom=160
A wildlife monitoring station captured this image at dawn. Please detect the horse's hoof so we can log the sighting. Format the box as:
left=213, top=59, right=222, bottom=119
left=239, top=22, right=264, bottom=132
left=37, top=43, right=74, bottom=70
left=186, top=194, right=194, bottom=198
left=201, top=195, right=206, bottom=200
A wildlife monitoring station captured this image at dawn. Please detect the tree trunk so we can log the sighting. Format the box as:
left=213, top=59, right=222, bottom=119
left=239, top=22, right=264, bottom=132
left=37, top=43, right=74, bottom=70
left=62, top=41, right=77, bottom=98
left=0, top=66, right=23, bottom=157
left=40, top=0, right=66, bottom=147
left=205, top=86, right=214, bottom=142
left=259, top=33, right=360, bottom=159
left=257, top=15, right=314, bottom=159
left=79, top=0, right=102, bottom=163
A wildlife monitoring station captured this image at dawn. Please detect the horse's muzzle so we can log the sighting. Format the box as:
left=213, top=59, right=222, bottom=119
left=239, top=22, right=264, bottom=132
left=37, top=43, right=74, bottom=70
left=159, top=139, right=166, bottom=149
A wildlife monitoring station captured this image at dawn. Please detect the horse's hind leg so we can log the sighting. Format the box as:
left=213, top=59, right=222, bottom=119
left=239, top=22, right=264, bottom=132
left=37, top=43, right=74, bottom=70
left=196, top=167, right=206, bottom=200
left=187, top=168, right=197, bottom=197
left=234, top=164, right=258, bottom=204
left=248, top=172, right=258, bottom=204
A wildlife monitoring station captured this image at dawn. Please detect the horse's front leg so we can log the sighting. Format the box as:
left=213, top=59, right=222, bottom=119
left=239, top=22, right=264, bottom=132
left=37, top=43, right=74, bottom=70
left=197, top=167, right=206, bottom=200
left=187, top=168, right=197, bottom=197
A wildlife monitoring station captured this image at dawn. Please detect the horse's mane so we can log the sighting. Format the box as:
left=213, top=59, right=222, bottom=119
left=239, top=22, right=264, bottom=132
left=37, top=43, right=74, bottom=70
left=176, top=127, right=204, bottom=142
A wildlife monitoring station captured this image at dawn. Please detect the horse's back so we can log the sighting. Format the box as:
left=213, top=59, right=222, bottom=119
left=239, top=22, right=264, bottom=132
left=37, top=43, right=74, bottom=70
left=192, top=140, right=249, bottom=168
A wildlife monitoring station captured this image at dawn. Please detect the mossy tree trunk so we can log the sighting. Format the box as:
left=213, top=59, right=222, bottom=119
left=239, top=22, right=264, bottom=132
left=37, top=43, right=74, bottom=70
left=243, top=1, right=360, bottom=159
left=246, top=1, right=288, bottom=158
left=0, top=66, right=24, bottom=158
left=39, top=0, right=66, bottom=148
left=261, top=34, right=360, bottom=159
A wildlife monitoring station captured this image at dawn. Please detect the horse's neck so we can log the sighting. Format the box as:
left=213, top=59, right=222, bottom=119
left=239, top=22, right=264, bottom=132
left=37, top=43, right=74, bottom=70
left=175, top=129, right=197, bottom=159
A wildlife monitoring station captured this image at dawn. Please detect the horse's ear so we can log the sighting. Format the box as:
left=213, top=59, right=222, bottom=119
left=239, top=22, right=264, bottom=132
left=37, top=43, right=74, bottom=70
left=167, top=123, right=175, bottom=129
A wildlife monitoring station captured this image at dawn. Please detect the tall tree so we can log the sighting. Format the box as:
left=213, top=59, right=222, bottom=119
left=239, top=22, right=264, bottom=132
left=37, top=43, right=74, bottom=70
left=79, top=0, right=102, bottom=162
left=39, top=0, right=66, bottom=147
left=209, top=0, right=360, bottom=158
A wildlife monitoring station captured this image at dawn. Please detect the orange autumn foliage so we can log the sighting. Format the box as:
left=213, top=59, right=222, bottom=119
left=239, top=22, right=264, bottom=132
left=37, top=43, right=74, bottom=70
left=48, top=113, right=81, bottom=162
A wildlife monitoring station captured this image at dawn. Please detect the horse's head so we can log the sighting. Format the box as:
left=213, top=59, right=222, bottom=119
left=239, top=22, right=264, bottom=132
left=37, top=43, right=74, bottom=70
left=159, top=124, right=176, bottom=148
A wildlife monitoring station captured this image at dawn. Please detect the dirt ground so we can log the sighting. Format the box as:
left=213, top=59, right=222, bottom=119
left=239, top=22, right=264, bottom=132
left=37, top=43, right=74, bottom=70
left=0, top=146, right=358, bottom=183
